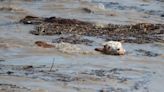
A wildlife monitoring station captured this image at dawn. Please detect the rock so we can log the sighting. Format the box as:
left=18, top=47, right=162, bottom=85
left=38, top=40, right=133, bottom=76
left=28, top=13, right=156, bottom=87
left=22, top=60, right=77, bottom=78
left=0, top=59, right=5, bottom=62
left=95, top=41, right=126, bottom=55
left=81, top=7, right=94, bottom=13
left=20, top=16, right=43, bottom=24
left=6, top=71, right=14, bottom=75
left=23, top=65, right=33, bottom=70
left=97, top=3, right=105, bottom=10
left=161, top=14, right=164, bottom=17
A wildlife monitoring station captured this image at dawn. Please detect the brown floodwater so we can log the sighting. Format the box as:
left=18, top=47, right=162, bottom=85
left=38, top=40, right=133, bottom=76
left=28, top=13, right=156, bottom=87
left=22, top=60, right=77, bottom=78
left=0, top=0, right=164, bottom=92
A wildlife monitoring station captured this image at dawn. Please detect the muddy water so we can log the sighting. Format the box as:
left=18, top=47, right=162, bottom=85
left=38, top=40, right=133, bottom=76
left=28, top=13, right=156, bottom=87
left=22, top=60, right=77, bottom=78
left=0, top=0, right=164, bottom=92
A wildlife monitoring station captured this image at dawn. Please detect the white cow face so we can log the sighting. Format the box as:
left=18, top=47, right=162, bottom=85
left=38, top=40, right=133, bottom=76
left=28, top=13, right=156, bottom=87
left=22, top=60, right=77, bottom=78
left=102, top=41, right=126, bottom=55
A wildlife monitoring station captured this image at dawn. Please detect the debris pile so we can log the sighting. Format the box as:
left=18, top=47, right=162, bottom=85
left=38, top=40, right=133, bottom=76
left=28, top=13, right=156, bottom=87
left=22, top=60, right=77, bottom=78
left=20, top=16, right=164, bottom=44
left=52, top=35, right=93, bottom=46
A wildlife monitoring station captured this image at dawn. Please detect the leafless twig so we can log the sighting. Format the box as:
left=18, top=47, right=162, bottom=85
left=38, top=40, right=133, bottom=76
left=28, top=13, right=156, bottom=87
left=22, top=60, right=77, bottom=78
left=49, top=58, right=55, bottom=72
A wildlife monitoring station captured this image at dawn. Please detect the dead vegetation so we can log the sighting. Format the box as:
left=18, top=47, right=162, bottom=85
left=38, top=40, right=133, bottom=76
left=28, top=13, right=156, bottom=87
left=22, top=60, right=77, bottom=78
left=20, top=15, right=164, bottom=44
left=52, top=35, right=93, bottom=46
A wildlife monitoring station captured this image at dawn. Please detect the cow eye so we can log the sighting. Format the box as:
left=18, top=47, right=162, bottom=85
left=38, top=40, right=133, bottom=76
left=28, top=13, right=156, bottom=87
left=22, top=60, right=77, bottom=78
left=104, top=45, right=108, bottom=48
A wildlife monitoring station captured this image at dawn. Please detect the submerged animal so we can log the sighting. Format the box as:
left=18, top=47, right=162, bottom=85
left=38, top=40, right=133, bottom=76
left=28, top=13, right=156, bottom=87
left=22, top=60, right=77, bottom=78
left=34, top=41, right=96, bottom=54
left=95, top=41, right=126, bottom=55
left=35, top=41, right=81, bottom=53
left=35, top=41, right=55, bottom=48
left=55, top=42, right=81, bottom=53
left=35, top=41, right=125, bottom=55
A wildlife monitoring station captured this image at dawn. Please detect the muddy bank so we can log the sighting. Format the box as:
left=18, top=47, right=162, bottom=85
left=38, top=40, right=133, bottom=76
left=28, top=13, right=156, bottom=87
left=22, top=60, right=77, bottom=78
left=20, top=16, right=164, bottom=44
left=135, top=49, right=161, bottom=57
left=0, top=63, right=154, bottom=92
left=0, top=83, right=30, bottom=92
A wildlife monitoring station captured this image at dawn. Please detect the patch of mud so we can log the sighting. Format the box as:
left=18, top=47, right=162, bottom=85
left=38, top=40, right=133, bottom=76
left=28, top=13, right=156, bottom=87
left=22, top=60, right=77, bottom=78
left=83, top=68, right=152, bottom=92
left=0, top=64, right=154, bottom=92
left=82, top=68, right=152, bottom=81
left=0, top=43, right=23, bottom=48
left=20, top=16, right=164, bottom=44
left=99, top=87, right=129, bottom=92
left=0, top=64, right=75, bottom=82
left=0, top=83, right=30, bottom=92
left=92, top=0, right=164, bottom=17
left=135, top=49, right=161, bottom=57
left=0, top=5, right=30, bottom=14
left=52, top=35, right=94, bottom=46
left=0, top=59, right=5, bottom=62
